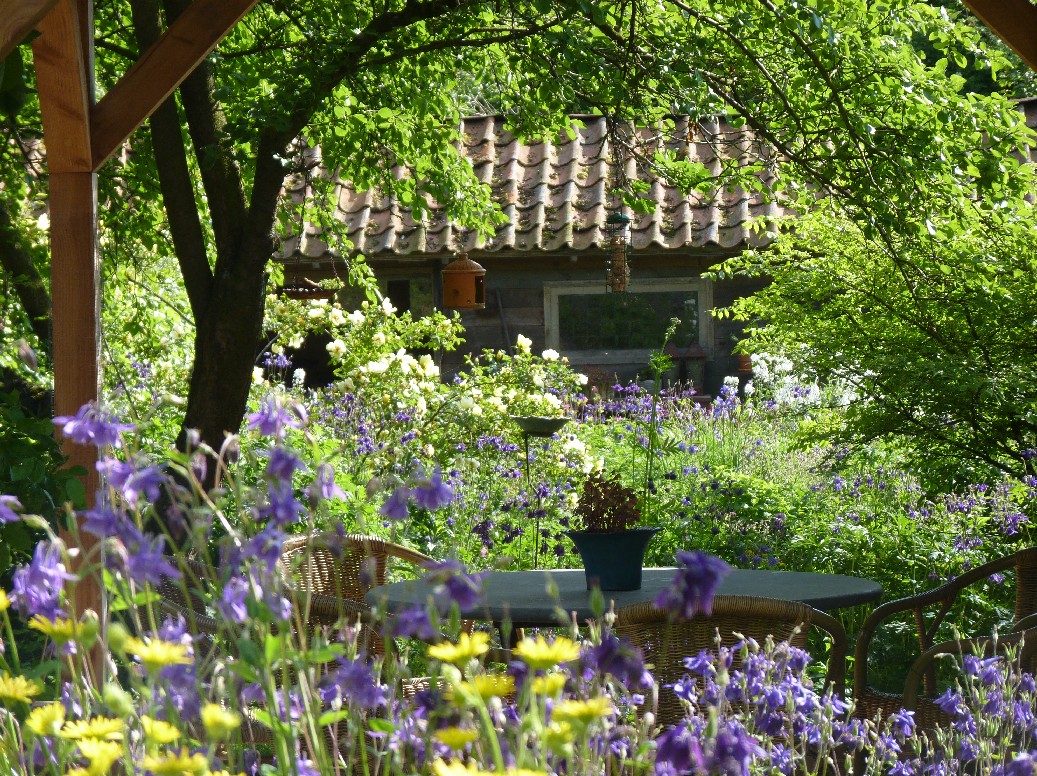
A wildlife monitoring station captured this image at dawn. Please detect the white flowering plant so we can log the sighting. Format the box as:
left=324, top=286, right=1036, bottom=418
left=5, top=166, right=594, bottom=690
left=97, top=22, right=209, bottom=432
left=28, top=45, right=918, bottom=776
left=455, top=334, right=588, bottom=420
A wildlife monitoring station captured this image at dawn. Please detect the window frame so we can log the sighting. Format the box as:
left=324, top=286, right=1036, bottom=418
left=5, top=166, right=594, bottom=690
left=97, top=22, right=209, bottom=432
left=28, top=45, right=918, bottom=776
left=543, top=278, right=713, bottom=365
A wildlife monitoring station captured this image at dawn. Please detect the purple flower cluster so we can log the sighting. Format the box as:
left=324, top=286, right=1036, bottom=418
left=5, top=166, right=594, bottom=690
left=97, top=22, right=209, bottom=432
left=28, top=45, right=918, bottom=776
left=10, top=541, right=76, bottom=620
left=421, top=558, right=487, bottom=613
left=380, top=467, right=455, bottom=521
left=53, top=402, right=135, bottom=447
left=653, top=551, right=732, bottom=619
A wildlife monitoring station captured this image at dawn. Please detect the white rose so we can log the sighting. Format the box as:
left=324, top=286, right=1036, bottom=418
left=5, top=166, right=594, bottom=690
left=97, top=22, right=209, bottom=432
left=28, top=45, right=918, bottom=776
left=541, top=348, right=559, bottom=361
left=326, top=339, right=347, bottom=359
left=348, top=310, right=365, bottom=325
left=372, top=331, right=386, bottom=346
left=459, top=395, right=476, bottom=411
left=367, top=359, right=390, bottom=374
left=289, top=334, right=304, bottom=349
left=516, top=334, right=532, bottom=353
left=252, top=366, right=265, bottom=384
left=381, top=297, right=397, bottom=315
left=577, top=373, right=589, bottom=385
left=307, top=307, right=324, bottom=319
left=329, top=307, right=347, bottom=327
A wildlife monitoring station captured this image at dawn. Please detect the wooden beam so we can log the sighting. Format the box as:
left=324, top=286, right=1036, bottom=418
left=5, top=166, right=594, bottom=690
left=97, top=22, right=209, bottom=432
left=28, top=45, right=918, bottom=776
left=50, top=171, right=102, bottom=621
left=962, top=0, right=1037, bottom=73
left=0, top=0, right=59, bottom=62
left=32, top=0, right=91, bottom=172
left=90, top=0, right=259, bottom=169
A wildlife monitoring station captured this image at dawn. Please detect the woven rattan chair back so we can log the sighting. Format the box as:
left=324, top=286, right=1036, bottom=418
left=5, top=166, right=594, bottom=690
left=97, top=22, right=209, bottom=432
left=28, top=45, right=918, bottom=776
left=279, top=533, right=436, bottom=656
left=854, top=546, right=1037, bottom=729
left=614, top=595, right=847, bottom=727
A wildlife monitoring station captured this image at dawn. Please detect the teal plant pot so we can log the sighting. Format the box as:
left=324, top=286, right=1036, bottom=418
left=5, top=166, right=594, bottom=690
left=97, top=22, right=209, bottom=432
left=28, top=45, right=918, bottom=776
left=565, top=527, right=660, bottom=591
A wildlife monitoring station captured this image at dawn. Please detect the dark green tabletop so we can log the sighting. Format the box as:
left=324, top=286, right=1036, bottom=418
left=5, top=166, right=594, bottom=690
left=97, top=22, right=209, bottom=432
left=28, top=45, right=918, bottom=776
left=365, top=567, right=882, bottom=628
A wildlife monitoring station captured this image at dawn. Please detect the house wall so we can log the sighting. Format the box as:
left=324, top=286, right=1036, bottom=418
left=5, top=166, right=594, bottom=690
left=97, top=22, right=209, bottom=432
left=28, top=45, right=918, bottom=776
left=285, top=251, right=768, bottom=397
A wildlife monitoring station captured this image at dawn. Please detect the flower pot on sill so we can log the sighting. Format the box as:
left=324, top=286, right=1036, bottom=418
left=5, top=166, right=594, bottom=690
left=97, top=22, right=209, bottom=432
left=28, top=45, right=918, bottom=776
left=565, top=527, right=660, bottom=591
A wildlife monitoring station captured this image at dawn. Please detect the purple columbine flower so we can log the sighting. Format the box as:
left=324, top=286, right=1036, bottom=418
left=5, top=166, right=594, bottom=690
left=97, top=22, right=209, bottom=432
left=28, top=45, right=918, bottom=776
left=308, top=463, right=345, bottom=501
left=218, top=577, right=250, bottom=624
left=654, top=551, right=732, bottom=619
left=258, top=482, right=305, bottom=528
left=10, top=542, right=76, bottom=620
left=0, top=495, right=22, bottom=524
left=581, top=633, right=653, bottom=690
left=319, top=657, right=387, bottom=710
left=390, top=606, right=437, bottom=640
left=120, top=536, right=180, bottom=586
left=380, top=486, right=411, bottom=521
left=53, top=403, right=135, bottom=448
left=264, top=448, right=305, bottom=481
left=410, top=467, right=453, bottom=511
left=247, top=395, right=305, bottom=439
left=81, top=499, right=139, bottom=544
left=96, top=457, right=165, bottom=508
left=654, top=722, right=696, bottom=776
left=422, top=559, right=487, bottom=613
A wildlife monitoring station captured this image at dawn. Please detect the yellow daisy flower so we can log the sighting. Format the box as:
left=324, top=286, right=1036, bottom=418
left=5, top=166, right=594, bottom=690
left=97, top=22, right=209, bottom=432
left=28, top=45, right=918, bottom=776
left=427, top=632, right=490, bottom=666
left=0, top=588, right=10, bottom=612
left=141, top=716, right=181, bottom=746
left=530, top=672, right=567, bottom=696
left=123, top=636, right=192, bottom=673
left=29, top=615, right=85, bottom=645
left=551, top=697, right=612, bottom=725
left=200, top=703, right=241, bottom=740
left=142, top=748, right=210, bottom=775
left=25, top=702, right=66, bottom=737
left=60, top=717, right=124, bottom=741
left=464, top=674, right=515, bottom=699
left=544, top=720, right=575, bottom=752
left=513, top=636, right=581, bottom=670
left=432, top=760, right=488, bottom=776
left=0, top=673, right=42, bottom=703
left=77, top=739, right=123, bottom=775
left=433, top=727, right=480, bottom=750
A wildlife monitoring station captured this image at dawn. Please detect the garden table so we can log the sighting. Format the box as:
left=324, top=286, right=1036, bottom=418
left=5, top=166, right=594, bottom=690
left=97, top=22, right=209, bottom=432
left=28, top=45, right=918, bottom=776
left=365, top=567, right=882, bottom=631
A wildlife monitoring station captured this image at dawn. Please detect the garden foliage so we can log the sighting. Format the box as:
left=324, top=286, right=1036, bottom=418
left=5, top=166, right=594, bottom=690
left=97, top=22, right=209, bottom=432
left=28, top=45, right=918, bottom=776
left=2, top=400, right=1037, bottom=774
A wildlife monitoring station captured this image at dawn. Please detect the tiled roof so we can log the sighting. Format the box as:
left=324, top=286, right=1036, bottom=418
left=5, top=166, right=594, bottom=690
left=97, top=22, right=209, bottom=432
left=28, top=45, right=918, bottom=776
left=280, top=115, right=785, bottom=260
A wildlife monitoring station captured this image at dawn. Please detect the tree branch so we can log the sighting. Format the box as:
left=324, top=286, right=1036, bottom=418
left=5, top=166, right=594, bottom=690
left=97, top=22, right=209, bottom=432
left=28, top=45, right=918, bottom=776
left=163, top=0, right=248, bottom=270
left=129, top=0, right=214, bottom=321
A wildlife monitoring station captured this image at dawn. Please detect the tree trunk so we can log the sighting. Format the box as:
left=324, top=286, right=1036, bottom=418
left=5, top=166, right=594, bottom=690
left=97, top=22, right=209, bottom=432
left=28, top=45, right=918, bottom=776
left=180, top=246, right=269, bottom=453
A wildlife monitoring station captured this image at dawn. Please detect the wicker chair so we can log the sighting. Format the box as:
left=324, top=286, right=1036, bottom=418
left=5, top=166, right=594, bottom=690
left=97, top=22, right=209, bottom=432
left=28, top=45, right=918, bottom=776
left=278, top=532, right=445, bottom=657
left=853, top=546, right=1037, bottom=729
left=614, top=595, right=848, bottom=727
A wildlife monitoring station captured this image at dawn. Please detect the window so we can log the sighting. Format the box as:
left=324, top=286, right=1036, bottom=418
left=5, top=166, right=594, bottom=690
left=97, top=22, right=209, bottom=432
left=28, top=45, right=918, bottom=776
left=544, top=279, right=712, bottom=365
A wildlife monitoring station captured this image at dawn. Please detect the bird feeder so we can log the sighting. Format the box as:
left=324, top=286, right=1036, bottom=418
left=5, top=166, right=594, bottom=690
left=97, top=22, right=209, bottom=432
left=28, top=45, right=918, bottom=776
left=605, top=212, right=632, bottom=293
left=442, top=252, right=487, bottom=310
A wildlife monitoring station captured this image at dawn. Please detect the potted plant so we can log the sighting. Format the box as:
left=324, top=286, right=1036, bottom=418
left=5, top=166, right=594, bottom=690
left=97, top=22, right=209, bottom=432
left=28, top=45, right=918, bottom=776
left=565, top=471, right=660, bottom=591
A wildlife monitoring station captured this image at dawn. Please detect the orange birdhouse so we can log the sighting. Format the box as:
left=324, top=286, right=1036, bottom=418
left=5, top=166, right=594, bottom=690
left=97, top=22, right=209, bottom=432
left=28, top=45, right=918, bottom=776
left=442, top=253, right=487, bottom=310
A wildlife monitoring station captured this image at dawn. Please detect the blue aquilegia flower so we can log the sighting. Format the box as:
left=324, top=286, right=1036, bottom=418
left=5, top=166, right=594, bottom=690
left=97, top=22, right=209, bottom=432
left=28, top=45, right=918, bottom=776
left=53, top=402, right=135, bottom=447
left=319, top=656, right=387, bottom=710
left=422, top=559, right=487, bottom=612
left=0, top=494, right=22, bottom=524
left=411, top=467, right=454, bottom=511
left=654, top=550, right=732, bottom=619
left=308, top=463, right=345, bottom=501
left=10, top=541, right=76, bottom=620
left=247, top=395, right=306, bottom=439
left=381, top=485, right=411, bottom=521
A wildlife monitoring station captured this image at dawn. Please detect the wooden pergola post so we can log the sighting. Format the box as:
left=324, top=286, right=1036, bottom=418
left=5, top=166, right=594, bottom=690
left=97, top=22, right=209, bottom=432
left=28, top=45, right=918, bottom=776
left=0, top=0, right=259, bottom=621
